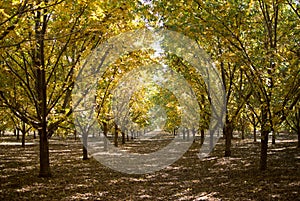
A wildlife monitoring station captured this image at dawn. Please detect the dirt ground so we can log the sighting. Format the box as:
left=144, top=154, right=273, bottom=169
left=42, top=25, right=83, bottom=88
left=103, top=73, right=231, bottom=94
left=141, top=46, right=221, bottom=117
left=0, top=132, right=299, bottom=201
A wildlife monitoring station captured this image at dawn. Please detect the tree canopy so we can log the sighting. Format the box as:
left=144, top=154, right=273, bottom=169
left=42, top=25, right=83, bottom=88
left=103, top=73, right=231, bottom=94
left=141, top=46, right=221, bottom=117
left=0, top=0, right=299, bottom=177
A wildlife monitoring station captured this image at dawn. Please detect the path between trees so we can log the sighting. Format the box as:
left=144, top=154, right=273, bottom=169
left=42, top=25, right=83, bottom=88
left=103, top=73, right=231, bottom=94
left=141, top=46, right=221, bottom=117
left=0, top=133, right=299, bottom=200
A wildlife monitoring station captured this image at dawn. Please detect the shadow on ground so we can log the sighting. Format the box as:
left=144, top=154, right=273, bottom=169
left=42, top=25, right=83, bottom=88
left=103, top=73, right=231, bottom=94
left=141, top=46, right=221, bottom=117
left=0, top=133, right=299, bottom=200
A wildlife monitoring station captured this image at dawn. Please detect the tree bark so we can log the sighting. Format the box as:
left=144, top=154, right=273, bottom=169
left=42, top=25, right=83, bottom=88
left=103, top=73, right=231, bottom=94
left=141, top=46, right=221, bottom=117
left=210, top=129, right=214, bottom=150
left=296, top=107, right=300, bottom=148
left=260, top=106, right=269, bottom=171
left=260, top=129, right=268, bottom=171
left=272, top=131, right=276, bottom=144
left=224, top=119, right=233, bottom=157
left=192, top=128, right=196, bottom=142
left=103, top=122, right=108, bottom=151
left=200, top=129, right=205, bottom=145
left=241, top=127, right=245, bottom=140
left=82, top=132, right=88, bottom=160
left=39, top=128, right=51, bottom=177
left=35, top=0, right=51, bottom=177
left=114, top=124, right=118, bottom=147
left=122, top=131, right=125, bottom=144
left=192, top=128, right=196, bottom=139
left=37, top=62, right=51, bottom=175
left=131, top=130, right=134, bottom=140
left=253, top=126, right=257, bottom=142
left=21, top=122, right=26, bottom=148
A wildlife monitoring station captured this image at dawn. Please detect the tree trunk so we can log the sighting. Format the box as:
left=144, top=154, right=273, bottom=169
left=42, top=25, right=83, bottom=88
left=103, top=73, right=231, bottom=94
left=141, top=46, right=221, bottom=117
left=200, top=129, right=205, bottom=145
left=39, top=128, right=51, bottom=177
left=241, top=123, right=245, bottom=140
left=192, top=128, right=196, bottom=139
left=272, top=131, right=276, bottom=144
left=114, top=124, right=118, bottom=147
left=103, top=122, right=108, bottom=151
left=34, top=0, right=52, bottom=178
left=33, top=130, right=36, bottom=139
left=187, top=129, right=190, bottom=141
left=38, top=93, right=51, bottom=177
left=21, top=122, right=26, bottom=148
left=122, top=131, right=125, bottom=144
left=210, top=129, right=214, bottom=150
left=82, top=132, right=88, bottom=160
left=260, top=128, right=268, bottom=171
left=192, top=128, right=196, bottom=142
left=224, top=120, right=233, bottom=157
left=297, top=108, right=300, bottom=148
left=21, top=132, right=25, bottom=147
left=260, top=106, right=269, bottom=171
left=183, top=128, right=186, bottom=140
left=253, top=126, right=257, bottom=142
